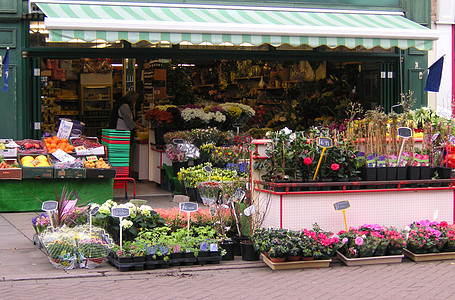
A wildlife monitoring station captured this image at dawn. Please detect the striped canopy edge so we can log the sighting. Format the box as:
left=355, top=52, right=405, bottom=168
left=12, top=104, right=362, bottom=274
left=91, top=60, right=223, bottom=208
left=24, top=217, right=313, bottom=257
left=34, top=1, right=438, bottom=51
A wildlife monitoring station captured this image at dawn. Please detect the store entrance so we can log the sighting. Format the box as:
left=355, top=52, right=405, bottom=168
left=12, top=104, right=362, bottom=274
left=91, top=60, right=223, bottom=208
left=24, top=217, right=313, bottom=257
left=36, top=56, right=400, bottom=137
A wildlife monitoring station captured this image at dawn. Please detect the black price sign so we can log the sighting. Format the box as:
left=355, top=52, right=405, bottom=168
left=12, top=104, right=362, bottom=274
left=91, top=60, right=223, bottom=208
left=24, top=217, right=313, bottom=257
left=90, top=206, right=100, bottom=216
left=180, top=202, right=198, bottom=212
left=41, top=201, right=58, bottom=212
left=333, top=200, right=350, bottom=211
left=398, top=127, right=412, bottom=138
left=317, top=137, right=333, bottom=148
left=203, top=166, right=213, bottom=173
left=111, top=207, right=130, bottom=218
left=173, top=139, right=184, bottom=144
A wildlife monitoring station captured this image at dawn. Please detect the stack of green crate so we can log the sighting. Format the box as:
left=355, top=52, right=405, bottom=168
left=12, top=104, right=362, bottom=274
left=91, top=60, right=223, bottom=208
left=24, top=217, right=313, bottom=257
left=101, top=129, right=131, bottom=176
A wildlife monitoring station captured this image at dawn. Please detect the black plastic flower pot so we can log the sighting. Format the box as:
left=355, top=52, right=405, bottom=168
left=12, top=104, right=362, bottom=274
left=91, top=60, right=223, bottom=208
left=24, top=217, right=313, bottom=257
left=397, top=167, right=407, bottom=180
left=240, top=241, right=259, bottom=261
left=360, top=166, right=377, bottom=181
left=220, top=241, right=235, bottom=261
left=419, top=166, right=431, bottom=187
left=376, top=167, right=387, bottom=181
left=386, top=167, right=397, bottom=188
left=406, top=166, right=420, bottom=188
left=232, top=236, right=250, bottom=256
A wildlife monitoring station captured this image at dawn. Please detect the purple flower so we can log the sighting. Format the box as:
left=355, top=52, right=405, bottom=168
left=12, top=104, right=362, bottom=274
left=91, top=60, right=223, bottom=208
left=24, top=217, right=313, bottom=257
left=355, top=237, right=364, bottom=246
left=31, top=217, right=37, bottom=226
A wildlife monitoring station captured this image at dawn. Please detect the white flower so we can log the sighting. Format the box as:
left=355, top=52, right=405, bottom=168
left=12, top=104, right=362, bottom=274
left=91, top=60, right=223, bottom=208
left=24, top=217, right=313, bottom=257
left=281, top=127, right=292, bottom=136
left=120, top=219, right=133, bottom=229
left=289, top=133, right=296, bottom=142
left=99, top=204, right=111, bottom=215
left=139, top=205, right=152, bottom=216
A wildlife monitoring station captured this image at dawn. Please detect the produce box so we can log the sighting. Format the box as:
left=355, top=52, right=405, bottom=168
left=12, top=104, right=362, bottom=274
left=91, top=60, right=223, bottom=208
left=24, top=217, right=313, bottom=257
left=71, top=137, right=105, bottom=156
left=19, top=154, right=53, bottom=179
left=84, top=157, right=116, bottom=179
left=16, top=139, right=47, bottom=155
left=0, top=159, right=21, bottom=180
left=0, top=139, right=17, bottom=157
left=48, top=156, right=85, bottom=179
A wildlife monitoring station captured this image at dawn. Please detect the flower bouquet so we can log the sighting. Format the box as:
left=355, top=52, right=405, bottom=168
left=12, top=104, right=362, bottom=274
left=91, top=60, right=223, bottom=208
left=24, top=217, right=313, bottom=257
left=31, top=213, right=51, bottom=235
left=76, top=225, right=114, bottom=269
left=197, top=181, right=221, bottom=205
left=41, top=227, right=78, bottom=270
left=384, top=227, right=406, bottom=255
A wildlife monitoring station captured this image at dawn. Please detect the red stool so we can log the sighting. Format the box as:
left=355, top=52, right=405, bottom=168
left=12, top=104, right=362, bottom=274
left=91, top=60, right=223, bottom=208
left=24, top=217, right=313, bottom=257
left=113, top=176, right=136, bottom=200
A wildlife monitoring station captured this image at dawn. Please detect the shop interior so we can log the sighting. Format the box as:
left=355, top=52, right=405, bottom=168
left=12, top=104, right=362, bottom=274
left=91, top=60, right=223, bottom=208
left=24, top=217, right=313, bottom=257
left=39, top=55, right=394, bottom=138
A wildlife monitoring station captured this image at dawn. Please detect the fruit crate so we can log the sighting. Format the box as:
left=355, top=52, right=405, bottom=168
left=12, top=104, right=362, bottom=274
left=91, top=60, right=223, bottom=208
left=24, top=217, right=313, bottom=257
left=19, top=155, right=53, bottom=179
left=70, top=137, right=105, bottom=156
left=48, top=156, right=86, bottom=179
left=84, top=158, right=117, bottom=179
left=0, top=159, right=21, bottom=180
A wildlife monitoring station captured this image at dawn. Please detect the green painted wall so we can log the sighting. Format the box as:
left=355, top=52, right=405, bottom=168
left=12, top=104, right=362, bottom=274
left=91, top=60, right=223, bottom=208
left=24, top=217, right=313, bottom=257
left=0, top=0, right=27, bottom=139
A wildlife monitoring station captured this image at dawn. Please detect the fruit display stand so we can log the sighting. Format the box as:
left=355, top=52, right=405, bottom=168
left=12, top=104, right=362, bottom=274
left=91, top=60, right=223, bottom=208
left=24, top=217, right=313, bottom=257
left=0, top=144, right=114, bottom=212
left=251, top=139, right=455, bottom=232
left=0, top=178, right=114, bottom=212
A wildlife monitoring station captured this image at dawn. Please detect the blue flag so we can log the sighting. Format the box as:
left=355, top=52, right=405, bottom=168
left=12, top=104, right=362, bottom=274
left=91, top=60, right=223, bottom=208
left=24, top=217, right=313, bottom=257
left=424, top=56, right=444, bottom=92
left=2, top=48, right=9, bottom=92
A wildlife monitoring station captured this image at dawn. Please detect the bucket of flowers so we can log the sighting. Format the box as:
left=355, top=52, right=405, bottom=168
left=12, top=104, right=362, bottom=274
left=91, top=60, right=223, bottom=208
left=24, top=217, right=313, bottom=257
left=197, top=181, right=221, bottom=206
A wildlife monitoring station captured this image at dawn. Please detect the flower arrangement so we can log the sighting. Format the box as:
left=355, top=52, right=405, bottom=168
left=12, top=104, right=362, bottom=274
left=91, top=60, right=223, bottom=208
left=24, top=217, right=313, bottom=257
left=197, top=181, right=221, bottom=205
left=163, top=130, right=193, bottom=145
left=31, top=213, right=51, bottom=234
left=210, top=145, right=249, bottom=167
left=178, top=163, right=240, bottom=188
left=145, top=106, right=175, bottom=129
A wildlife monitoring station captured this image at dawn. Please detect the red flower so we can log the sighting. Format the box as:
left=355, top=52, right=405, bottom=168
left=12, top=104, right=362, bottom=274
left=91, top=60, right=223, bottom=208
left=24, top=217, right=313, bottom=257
left=303, top=157, right=312, bottom=166
left=331, top=163, right=340, bottom=171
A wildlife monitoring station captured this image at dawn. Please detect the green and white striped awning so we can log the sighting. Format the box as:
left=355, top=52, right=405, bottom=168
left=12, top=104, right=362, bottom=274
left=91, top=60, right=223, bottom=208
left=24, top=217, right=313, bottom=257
left=33, top=1, right=438, bottom=50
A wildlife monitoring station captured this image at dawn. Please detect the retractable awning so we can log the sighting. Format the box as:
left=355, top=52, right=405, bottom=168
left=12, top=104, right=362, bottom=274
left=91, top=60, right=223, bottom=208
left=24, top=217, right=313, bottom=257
left=33, top=1, right=438, bottom=50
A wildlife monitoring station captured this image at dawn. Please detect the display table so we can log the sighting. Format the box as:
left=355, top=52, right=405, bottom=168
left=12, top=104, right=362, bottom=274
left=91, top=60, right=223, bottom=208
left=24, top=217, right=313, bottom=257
left=254, top=181, right=455, bottom=232
left=0, top=178, right=114, bottom=212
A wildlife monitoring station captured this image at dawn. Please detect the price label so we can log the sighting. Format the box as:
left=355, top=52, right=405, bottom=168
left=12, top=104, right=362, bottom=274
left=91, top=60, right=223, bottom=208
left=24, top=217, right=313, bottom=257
left=42, top=201, right=58, bottom=211
left=173, top=139, right=184, bottom=144
left=179, top=202, right=198, bottom=212
left=111, top=207, right=130, bottom=218
left=75, top=146, right=87, bottom=152
left=203, top=166, right=213, bottom=173
left=86, top=156, right=98, bottom=162
left=30, top=158, right=41, bottom=167
left=432, top=133, right=440, bottom=142
left=56, top=119, right=73, bottom=140
left=333, top=200, right=351, bottom=211
left=52, top=149, right=76, bottom=162
left=317, top=137, right=333, bottom=148
left=398, top=127, right=412, bottom=138
left=90, top=206, right=100, bottom=216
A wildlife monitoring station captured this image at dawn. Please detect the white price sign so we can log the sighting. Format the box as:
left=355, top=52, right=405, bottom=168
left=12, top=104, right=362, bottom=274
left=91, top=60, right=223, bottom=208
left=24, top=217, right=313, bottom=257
left=56, top=119, right=73, bottom=140
left=52, top=149, right=75, bottom=162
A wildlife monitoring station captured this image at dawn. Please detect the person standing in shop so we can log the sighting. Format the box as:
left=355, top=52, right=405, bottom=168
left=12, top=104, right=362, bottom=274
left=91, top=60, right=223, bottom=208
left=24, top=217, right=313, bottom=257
left=113, top=90, right=144, bottom=131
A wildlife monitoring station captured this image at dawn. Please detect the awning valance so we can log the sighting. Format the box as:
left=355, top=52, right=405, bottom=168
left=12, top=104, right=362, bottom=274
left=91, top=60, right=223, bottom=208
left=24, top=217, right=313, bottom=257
left=33, top=1, right=438, bottom=50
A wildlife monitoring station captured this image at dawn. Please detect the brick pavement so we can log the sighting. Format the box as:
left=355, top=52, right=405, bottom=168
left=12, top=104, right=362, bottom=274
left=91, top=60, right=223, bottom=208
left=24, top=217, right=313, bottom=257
left=2, top=192, right=455, bottom=299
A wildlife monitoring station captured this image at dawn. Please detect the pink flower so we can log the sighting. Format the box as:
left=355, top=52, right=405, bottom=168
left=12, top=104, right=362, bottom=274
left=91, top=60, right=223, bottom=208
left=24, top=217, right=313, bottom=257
left=303, top=157, right=313, bottom=166
left=331, top=163, right=340, bottom=171
left=342, top=237, right=349, bottom=244
left=355, top=237, right=364, bottom=246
